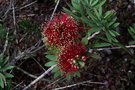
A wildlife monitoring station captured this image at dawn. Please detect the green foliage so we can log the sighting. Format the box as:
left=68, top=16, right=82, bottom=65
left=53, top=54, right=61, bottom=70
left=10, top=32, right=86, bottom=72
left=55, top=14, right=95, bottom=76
left=64, top=0, right=119, bottom=44
left=81, top=36, right=88, bottom=45
left=64, top=71, right=81, bottom=81
left=51, top=66, right=61, bottom=78
left=0, top=24, right=6, bottom=40
left=128, top=24, right=135, bottom=44
left=44, top=45, right=62, bottom=78
left=18, top=19, right=32, bottom=30
left=64, top=0, right=135, bottom=57
left=45, top=47, right=60, bottom=55
left=45, top=50, right=60, bottom=77
left=45, top=61, right=57, bottom=67
left=18, top=19, right=40, bottom=36
left=45, top=55, right=58, bottom=61
left=0, top=54, right=14, bottom=89
left=92, top=42, right=111, bottom=48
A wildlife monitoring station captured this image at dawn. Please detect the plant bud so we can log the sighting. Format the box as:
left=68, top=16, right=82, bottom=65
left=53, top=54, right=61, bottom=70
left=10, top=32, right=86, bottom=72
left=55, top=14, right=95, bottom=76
left=81, top=56, right=87, bottom=61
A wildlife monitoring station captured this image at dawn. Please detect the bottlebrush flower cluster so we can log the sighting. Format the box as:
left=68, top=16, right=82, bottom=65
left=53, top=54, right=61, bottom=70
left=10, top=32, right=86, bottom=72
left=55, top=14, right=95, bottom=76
left=42, top=13, right=88, bottom=76
left=42, top=13, right=81, bottom=47
left=58, top=42, right=87, bottom=74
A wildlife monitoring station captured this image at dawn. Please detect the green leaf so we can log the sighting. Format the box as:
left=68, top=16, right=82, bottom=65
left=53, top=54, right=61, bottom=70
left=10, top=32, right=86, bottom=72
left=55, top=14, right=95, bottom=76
left=66, top=74, right=72, bottom=80
left=4, top=80, right=12, bottom=90
left=106, top=31, right=113, bottom=42
left=18, top=19, right=31, bottom=30
left=0, top=24, right=6, bottom=39
left=0, top=66, right=14, bottom=72
left=63, top=8, right=79, bottom=19
left=46, top=47, right=60, bottom=55
left=74, top=72, right=81, bottom=77
left=71, top=0, right=80, bottom=10
left=4, top=73, right=14, bottom=78
left=113, top=23, right=119, bottom=28
left=75, top=72, right=81, bottom=77
left=45, top=55, right=57, bottom=61
left=111, top=30, right=120, bottom=36
left=94, top=8, right=101, bottom=20
left=108, top=18, right=117, bottom=27
left=91, top=52, right=101, bottom=59
left=87, top=12, right=99, bottom=24
left=128, top=26, right=135, bottom=40
left=91, top=0, right=99, bottom=6
left=98, top=6, right=102, bottom=17
left=51, top=66, right=59, bottom=73
left=0, top=79, right=4, bottom=89
left=97, top=0, right=106, bottom=7
left=93, top=42, right=111, bottom=48
left=0, top=54, right=9, bottom=66
left=88, top=27, right=101, bottom=36
left=81, top=16, right=95, bottom=26
left=81, top=36, right=88, bottom=45
left=0, top=73, right=5, bottom=88
left=78, top=61, right=85, bottom=68
left=109, top=30, right=116, bottom=37
left=89, top=0, right=94, bottom=5
left=130, top=26, right=135, bottom=33
left=54, top=72, right=61, bottom=78
left=45, top=61, right=57, bottom=67
left=129, top=41, right=135, bottom=45
left=104, top=11, right=112, bottom=19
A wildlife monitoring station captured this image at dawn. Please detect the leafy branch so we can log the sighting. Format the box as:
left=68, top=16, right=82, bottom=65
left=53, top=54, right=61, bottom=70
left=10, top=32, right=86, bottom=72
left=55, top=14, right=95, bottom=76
left=64, top=0, right=119, bottom=45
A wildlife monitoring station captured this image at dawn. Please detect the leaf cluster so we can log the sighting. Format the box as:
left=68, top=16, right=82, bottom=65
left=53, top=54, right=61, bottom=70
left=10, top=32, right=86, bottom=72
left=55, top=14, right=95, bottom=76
left=64, top=0, right=119, bottom=46
left=0, top=54, right=14, bottom=89
left=128, top=24, right=135, bottom=44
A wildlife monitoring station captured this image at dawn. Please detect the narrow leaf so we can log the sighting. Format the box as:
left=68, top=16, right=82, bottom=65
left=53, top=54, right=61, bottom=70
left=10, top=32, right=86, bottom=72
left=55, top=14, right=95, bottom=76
left=45, top=61, right=57, bottom=67
left=46, top=55, right=57, bottom=61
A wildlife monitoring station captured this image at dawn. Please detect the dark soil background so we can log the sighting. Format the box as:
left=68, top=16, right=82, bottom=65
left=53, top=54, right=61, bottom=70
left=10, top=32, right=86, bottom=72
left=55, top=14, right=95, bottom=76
left=0, top=0, right=135, bottom=90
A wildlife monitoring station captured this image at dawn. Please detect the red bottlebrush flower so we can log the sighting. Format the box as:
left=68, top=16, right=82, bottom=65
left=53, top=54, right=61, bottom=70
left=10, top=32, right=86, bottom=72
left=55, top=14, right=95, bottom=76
left=42, top=13, right=81, bottom=47
left=58, top=43, right=87, bottom=74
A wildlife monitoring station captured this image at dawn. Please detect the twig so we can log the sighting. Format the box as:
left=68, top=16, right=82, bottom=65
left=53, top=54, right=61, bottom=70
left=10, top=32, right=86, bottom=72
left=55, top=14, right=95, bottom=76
left=12, top=81, right=24, bottom=90
left=50, top=0, right=60, bottom=21
left=2, top=0, right=12, bottom=19
left=20, top=1, right=37, bottom=10
left=10, top=40, right=43, bottom=65
left=12, top=0, right=16, bottom=26
left=1, top=0, right=37, bottom=21
left=47, top=78, right=62, bottom=86
left=29, top=44, right=45, bottom=54
left=18, top=33, right=28, bottom=43
left=15, top=66, right=51, bottom=82
left=2, top=30, right=9, bottom=54
left=53, top=80, right=106, bottom=90
left=87, top=31, right=135, bottom=51
left=2, top=0, right=37, bottom=19
left=31, top=57, right=46, bottom=71
left=12, top=0, right=17, bottom=38
left=94, top=44, right=135, bottom=51
left=88, top=31, right=100, bottom=40
left=23, top=65, right=57, bottom=90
